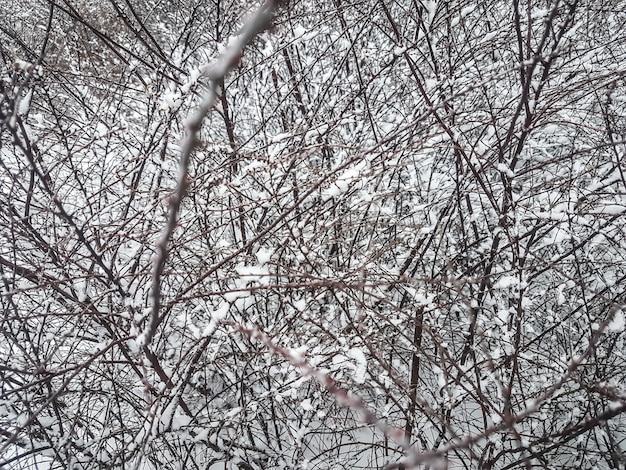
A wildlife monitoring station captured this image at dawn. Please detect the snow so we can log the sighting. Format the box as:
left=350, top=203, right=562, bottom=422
left=451, top=5, right=476, bottom=27
left=269, top=132, right=291, bottom=143
left=393, top=46, right=407, bottom=56
left=325, top=165, right=365, bottom=197
left=235, top=264, right=270, bottom=281
left=531, top=8, right=549, bottom=19
left=592, top=203, right=626, bottom=215
left=493, top=275, right=520, bottom=289
left=497, top=309, right=509, bottom=325
left=3, top=1, right=626, bottom=468
left=482, top=31, right=498, bottom=42
left=460, top=5, right=476, bottom=17
left=180, top=67, right=202, bottom=93
left=496, top=162, right=514, bottom=178
left=424, top=1, right=437, bottom=24
left=300, top=398, right=314, bottom=411
left=293, top=25, right=307, bottom=38
left=13, top=59, right=33, bottom=72
left=37, top=416, right=56, bottom=428
left=348, top=347, right=367, bottom=384
left=255, top=246, right=274, bottom=266
left=17, top=89, right=32, bottom=115
left=607, top=309, right=625, bottom=333
left=73, top=278, right=88, bottom=302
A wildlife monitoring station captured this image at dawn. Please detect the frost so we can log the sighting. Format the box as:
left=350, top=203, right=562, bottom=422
left=291, top=25, right=318, bottom=43
left=288, top=422, right=308, bottom=445
left=332, top=354, right=348, bottom=366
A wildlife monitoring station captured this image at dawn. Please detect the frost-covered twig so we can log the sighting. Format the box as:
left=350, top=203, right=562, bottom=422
left=0, top=337, right=131, bottom=462
left=233, top=322, right=420, bottom=463
left=145, top=0, right=282, bottom=348
left=387, top=304, right=626, bottom=469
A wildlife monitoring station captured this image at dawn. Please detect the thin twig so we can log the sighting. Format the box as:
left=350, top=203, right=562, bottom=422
left=144, top=0, right=282, bottom=347
left=233, top=322, right=418, bottom=460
